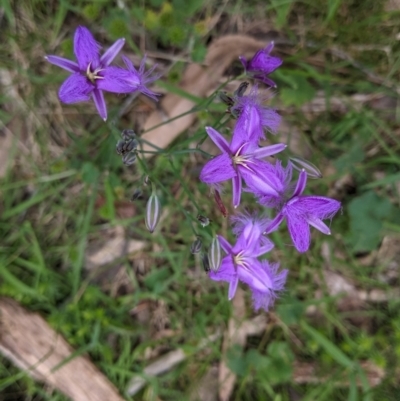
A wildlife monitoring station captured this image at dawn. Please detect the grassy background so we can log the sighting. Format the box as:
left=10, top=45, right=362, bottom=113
left=1, top=0, right=400, bottom=400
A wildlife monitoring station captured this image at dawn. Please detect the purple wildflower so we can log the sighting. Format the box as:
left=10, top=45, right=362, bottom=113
left=259, top=168, right=341, bottom=253
left=239, top=42, right=282, bottom=87
left=200, top=124, right=286, bottom=208
left=45, top=26, right=126, bottom=121
left=209, top=216, right=287, bottom=311
left=230, top=85, right=281, bottom=141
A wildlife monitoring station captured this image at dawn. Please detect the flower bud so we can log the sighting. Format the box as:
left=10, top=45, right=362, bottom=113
left=190, top=238, right=202, bottom=254
left=122, top=152, right=137, bottom=166
left=130, top=189, right=143, bottom=201
left=145, top=191, right=161, bottom=233
left=218, top=91, right=234, bottom=106
left=201, top=253, right=210, bottom=273
left=289, top=156, right=322, bottom=179
left=197, top=214, right=210, bottom=227
left=233, top=81, right=249, bottom=98
left=121, top=129, right=136, bottom=141
left=208, top=237, right=221, bottom=272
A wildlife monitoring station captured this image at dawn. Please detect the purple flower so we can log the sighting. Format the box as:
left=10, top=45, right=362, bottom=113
left=209, top=216, right=287, bottom=311
left=200, top=125, right=286, bottom=207
left=45, top=26, right=126, bottom=121
left=262, top=169, right=341, bottom=253
left=230, top=85, right=281, bottom=140
left=239, top=42, right=282, bottom=87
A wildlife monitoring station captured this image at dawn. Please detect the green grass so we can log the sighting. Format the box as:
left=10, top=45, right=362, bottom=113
left=1, top=0, right=400, bottom=400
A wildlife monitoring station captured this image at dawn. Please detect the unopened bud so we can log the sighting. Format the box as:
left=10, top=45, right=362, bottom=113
left=208, top=237, right=221, bottom=272
left=197, top=214, right=210, bottom=227
left=190, top=238, right=202, bottom=254
left=218, top=91, right=234, bottom=106
left=121, top=129, right=136, bottom=141
left=145, top=191, right=161, bottom=234
left=130, top=189, right=143, bottom=201
left=116, top=139, right=126, bottom=155
left=233, top=81, right=249, bottom=98
left=122, top=152, right=137, bottom=166
left=201, top=253, right=210, bottom=273
left=289, top=156, right=322, bottom=179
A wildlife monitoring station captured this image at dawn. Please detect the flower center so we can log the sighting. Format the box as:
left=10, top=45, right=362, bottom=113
left=232, top=143, right=254, bottom=171
left=86, top=62, right=105, bottom=83
left=234, top=251, right=249, bottom=269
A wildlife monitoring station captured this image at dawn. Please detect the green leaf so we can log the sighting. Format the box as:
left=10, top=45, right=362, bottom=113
left=348, top=191, right=395, bottom=252
left=280, top=75, right=316, bottom=107
left=301, top=321, right=354, bottom=369
left=226, top=344, right=247, bottom=376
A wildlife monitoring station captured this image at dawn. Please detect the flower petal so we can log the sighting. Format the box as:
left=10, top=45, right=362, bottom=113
left=205, top=127, right=231, bottom=154
left=253, top=143, right=287, bottom=159
left=250, top=53, right=282, bottom=75
left=217, top=235, right=232, bottom=254
left=74, top=26, right=101, bottom=70
left=45, top=55, right=79, bottom=73
left=59, top=73, right=94, bottom=104
left=295, top=196, right=341, bottom=220
left=228, top=276, right=239, bottom=300
left=96, top=66, right=134, bottom=93
left=286, top=213, right=310, bottom=253
left=209, top=255, right=235, bottom=283
left=238, top=259, right=273, bottom=292
left=200, top=153, right=236, bottom=184
left=92, top=89, right=107, bottom=121
left=240, top=160, right=282, bottom=197
left=100, top=38, right=125, bottom=66
left=232, top=174, right=242, bottom=208
left=292, top=170, right=307, bottom=197
left=306, top=215, right=331, bottom=235
left=264, top=213, right=284, bottom=234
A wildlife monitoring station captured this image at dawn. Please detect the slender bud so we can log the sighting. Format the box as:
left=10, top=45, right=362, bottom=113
left=233, top=81, right=249, bottom=98
left=289, top=156, right=322, bottom=179
left=218, top=91, right=234, bottom=106
left=190, top=238, right=202, bottom=254
left=201, top=253, right=210, bottom=273
left=145, top=188, right=161, bottom=233
left=197, top=214, right=210, bottom=227
left=208, top=237, right=221, bottom=272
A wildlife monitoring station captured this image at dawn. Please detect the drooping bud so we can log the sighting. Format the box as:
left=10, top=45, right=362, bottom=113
left=197, top=214, right=210, bottom=227
left=201, top=253, right=210, bottom=273
left=289, top=156, right=322, bottom=179
left=145, top=186, right=161, bottom=233
left=130, top=189, right=143, bottom=201
left=218, top=91, right=234, bottom=107
left=208, top=237, right=221, bottom=272
left=190, top=238, right=202, bottom=254
left=233, top=81, right=249, bottom=98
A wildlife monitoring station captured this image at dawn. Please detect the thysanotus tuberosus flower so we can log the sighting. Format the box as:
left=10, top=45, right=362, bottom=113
left=239, top=42, right=282, bottom=87
left=46, top=26, right=159, bottom=121
left=200, top=125, right=286, bottom=208
left=261, top=168, right=341, bottom=253
left=45, top=26, right=125, bottom=121
left=209, top=215, right=287, bottom=311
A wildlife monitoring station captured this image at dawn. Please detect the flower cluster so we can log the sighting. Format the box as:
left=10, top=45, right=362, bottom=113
left=45, top=26, right=159, bottom=121
left=200, top=43, right=341, bottom=311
